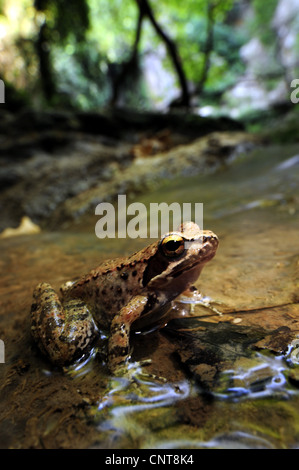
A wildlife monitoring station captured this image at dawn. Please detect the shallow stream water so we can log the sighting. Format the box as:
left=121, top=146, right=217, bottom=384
left=0, top=142, right=298, bottom=448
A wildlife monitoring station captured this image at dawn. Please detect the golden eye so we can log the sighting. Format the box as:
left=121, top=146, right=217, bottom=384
left=160, top=235, right=185, bottom=257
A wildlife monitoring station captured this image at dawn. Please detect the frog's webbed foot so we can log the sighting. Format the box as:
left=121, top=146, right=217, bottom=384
left=132, top=359, right=168, bottom=383
left=99, top=360, right=167, bottom=413
left=177, top=286, right=223, bottom=315
left=60, top=280, right=77, bottom=297
left=111, top=358, right=167, bottom=384
left=31, top=282, right=98, bottom=365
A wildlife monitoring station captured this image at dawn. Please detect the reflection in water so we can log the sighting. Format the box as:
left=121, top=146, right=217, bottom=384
left=275, top=155, right=299, bottom=171
left=97, top=372, right=191, bottom=441
left=216, top=341, right=299, bottom=401
left=94, top=339, right=299, bottom=448
left=218, top=355, right=289, bottom=400
left=213, top=193, right=286, bottom=218
left=197, top=431, right=275, bottom=449
left=98, top=342, right=299, bottom=417
left=289, top=338, right=299, bottom=365
left=109, top=380, right=190, bottom=416
left=99, top=373, right=190, bottom=417
left=154, top=431, right=275, bottom=449
left=63, top=346, right=102, bottom=378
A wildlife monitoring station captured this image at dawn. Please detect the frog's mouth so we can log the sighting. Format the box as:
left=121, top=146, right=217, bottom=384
left=171, top=235, right=218, bottom=271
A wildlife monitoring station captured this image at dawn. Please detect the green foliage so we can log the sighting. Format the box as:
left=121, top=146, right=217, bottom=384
left=34, top=0, right=90, bottom=44
left=46, top=0, right=245, bottom=107
left=150, top=0, right=244, bottom=91
left=204, top=22, right=246, bottom=91
left=85, top=0, right=239, bottom=87
left=53, top=41, right=110, bottom=109
left=87, top=0, right=137, bottom=61
left=52, top=38, right=149, bottom=110
left=2, top=0, right=285, bottom=110
left=251, top=0, right=279, bottom=45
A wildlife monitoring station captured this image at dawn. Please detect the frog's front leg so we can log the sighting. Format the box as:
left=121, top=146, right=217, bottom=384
left=31, top=282, right=98, bottom=365
left=108, top=295, right=148, bottom=374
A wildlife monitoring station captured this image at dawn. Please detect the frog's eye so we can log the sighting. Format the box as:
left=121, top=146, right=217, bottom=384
left=160, top=235, right=185, bottom=257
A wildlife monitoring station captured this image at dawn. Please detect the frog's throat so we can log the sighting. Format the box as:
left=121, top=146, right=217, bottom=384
left=148, top=251, right=215, bottom=288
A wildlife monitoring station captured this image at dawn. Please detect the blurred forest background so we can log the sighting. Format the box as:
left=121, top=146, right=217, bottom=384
left=1, top=0, right=299, bottom=121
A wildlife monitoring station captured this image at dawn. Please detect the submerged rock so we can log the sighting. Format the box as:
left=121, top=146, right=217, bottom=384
left=164, top=318, right=293, bottom=390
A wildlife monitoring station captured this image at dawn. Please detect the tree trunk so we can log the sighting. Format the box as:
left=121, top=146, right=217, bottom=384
left=36, top=22, right=56, bottom=102
left=195, top=1, right=216, bottom=97
left=136, top=0, right=190, bottom=107
left=110, top=7, right=145, bottom=106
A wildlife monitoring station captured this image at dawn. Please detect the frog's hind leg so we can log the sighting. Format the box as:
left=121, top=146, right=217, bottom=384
left=31, top=282, right=98, bottom=366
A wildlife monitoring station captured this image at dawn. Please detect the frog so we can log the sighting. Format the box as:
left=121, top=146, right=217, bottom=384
left=30, top=221, right=218, bottom=375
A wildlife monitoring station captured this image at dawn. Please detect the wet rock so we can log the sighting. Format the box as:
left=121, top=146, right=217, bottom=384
left=0, top=109, right=249, bottom=232
left=0, top=134, right=133, bottom=232
left=253, top=326, right=294, bottom=354
left=47, top=131, right=258, bottom=229
left=0, top=134, right=298, bottom=448
left=164, top=318, right=294, bottom=390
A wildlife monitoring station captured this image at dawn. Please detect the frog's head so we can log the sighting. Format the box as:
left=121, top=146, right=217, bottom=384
left=143, top=221, right=218, bottom=295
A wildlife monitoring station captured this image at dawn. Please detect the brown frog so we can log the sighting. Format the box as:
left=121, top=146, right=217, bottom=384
left=31, top=222, right=218, bottom=374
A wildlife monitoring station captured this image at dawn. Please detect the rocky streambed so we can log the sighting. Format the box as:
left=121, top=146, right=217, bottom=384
left=0, top=109, right=298, bottom=449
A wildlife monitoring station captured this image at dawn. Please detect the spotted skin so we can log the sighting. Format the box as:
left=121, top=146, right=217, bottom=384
left=30, top=222, right=218, bottom=374
left=31, top=283, right=98, bottom=365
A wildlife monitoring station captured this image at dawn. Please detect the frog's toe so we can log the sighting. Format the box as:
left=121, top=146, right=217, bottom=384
left=131, top=359, right=168, bottom=382
left=135, top=368, right=167, bottom=383
left=60, top=280, right=77, bottom=297
left=112, top=359, right=167, bottom=383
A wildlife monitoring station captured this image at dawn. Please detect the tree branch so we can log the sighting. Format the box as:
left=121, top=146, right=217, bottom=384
left=110, top=8, right=145, bottom=106
left=195, top=1, right=216, bottom=97
left=136, top=0, right=190, bottom=107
